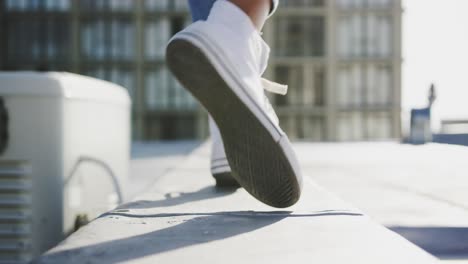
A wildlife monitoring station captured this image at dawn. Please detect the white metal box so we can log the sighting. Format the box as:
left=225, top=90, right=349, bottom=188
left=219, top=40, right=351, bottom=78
left=0, top=72, right=131, bottom=263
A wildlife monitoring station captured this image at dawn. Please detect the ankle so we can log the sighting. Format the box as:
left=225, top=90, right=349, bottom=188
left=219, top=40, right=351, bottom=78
left=208, top=0, right=258, bottom=36
left=228, top=0, right=271, bottom=31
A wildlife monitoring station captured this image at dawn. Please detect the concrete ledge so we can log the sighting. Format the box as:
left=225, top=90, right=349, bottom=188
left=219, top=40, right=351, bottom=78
left=35, top=143, right=437, bottom=263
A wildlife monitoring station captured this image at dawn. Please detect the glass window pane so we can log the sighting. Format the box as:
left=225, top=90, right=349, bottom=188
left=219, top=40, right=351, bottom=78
left=43, top=0, right=71, bottom=11
left=109, top=69, right=135, bottom=100
left=311, top=66, right=325, bottom=106
left=299, top=116, right=325, bottom=140
left=146, top=68, right=196, bottom=111
left=84, top=68, right=135, bottom=102
left=122, top=21, right=136, bottom=60
left=337, top=0, right=364, bottom=9
left=338, top=64, right=392, bottom=107
left=337, top=0, right=393, bottom=8
left=145, top=19, right=170, bottom=60
left=367, top=112, right=392, bottom=139
left=170, top=16, right=187, bottom=35
left=274, top=65, right=325, bottom=107
left=337, top=14, right=393, bottom=58
left=337, top=112, right=365, bottom=141
left=173, top=0, right=188, bottom=10
left=84, top=67, right=106, bottom=80
left=280, top=0, right=324, bottom=7
left=79, top=0, right=105, bottom=10
left=274, top=65, right=304, bottom=106
left=376, top=15, right=392, bottom=57
left=109, top=0, right=134, bottom=11
left=144, top=115, right=197, bottom=140
left=337, top=65, right=364, bottom=107
left=275, top=16, right=324, bottom=57
left=81, top=19, right=135, bottom=60
left=168, top=74, right=197, bottom=110
left=278, top=115, right=324, bottom=140
left=337, top=67, right=350, bottom=106
left=145, top=0, right=169, bottom=11
left=146, top=67, right=169, bottom=110
left=6, top=17, right=69, bottom=69
left=366, top=64, right=392, bottom=106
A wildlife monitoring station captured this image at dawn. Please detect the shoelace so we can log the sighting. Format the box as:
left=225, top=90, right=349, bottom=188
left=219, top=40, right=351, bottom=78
left=260, top=78, right=288, bottom=124
left=261, top=78, right=288, bottom=95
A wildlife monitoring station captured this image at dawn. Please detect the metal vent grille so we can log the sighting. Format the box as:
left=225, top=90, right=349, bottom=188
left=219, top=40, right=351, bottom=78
left=0, top=161, right=32, bottom=264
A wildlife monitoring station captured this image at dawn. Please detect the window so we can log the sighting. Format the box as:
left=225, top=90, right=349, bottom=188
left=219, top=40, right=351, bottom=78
left=81, top=19, right=135, bottom=60
left=145, top=19, right=170, bottom=60
left=6, top=18, right=69, bottom=67
left=366, top=65, right=392, bottom=106
left=5, top=0, right=71, bottom=11
left=144, top=114, right=197, bottom=140
left=173, top=0, right=189, bottom=10
left=170, top=16, right=187, bottom=35
left=279, top=114, right=325, bottom=141
left=170, top=74, right=197, bottom=110
left=275, top=16, right=324, bottom=57
left=280, top=0, right=325, bottom=7
left=337, top=112, right=365, bottom=141
left=366, top=112, right=392, bottom=139
left=6, top=20, right=37, bottom=62
left=145, top=68, right=197, bottom=111
left=85, top=68, right=135, bottom=101
left=274, top=65, right=303, bottom=106
left=109, top=68, right=135, bottom=99
left=274, top=65, right=324, bottom=107
left=145, top=0, right=187, bottom=11
left=108, top=0, right=134, bottom=11
left=337, top=111, right=392, bottom=141
left=146, top=67, right=169, bottom=110
left=337, top=0, right=393, bottom=9
left=337, top=14, right=393, bottom=58
left=145, top=0, right=169, bottom=11
left=337, top=65, right=364, bottom=107
left=337, top=64, right=392, bottom=107
left=79, top=0, right=134, bottom=11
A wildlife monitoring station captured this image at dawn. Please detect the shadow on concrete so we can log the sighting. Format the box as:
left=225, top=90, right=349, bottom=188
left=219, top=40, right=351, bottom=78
left=118, top=186, right=238, bottom=209
left=36, top=211, right=363, bottom=263
left=389, top=226, right=468, bottom=258
left=35, top=212, right=288, bottom=263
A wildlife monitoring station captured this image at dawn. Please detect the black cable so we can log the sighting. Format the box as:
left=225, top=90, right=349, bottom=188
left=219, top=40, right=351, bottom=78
left=64, top=156, right=124, bottom=204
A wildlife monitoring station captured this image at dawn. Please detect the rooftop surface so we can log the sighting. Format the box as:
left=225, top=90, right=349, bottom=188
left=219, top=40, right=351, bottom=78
left=37, top=141, right=468, bottom=263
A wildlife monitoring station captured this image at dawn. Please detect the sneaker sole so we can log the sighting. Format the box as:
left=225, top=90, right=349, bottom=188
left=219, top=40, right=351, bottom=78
left=213, top=172, right=241, bottom=188
left=166, top=36, right=302, bottom=208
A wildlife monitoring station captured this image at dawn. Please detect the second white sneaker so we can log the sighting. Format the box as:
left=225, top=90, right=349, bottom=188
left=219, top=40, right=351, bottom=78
left=209, top=117, right=239, bottom=188
left=166, top=0, right=302, bottom=208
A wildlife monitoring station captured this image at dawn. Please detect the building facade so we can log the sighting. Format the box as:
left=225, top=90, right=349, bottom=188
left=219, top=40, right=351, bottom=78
left=0, top=0, right=402, bottom=141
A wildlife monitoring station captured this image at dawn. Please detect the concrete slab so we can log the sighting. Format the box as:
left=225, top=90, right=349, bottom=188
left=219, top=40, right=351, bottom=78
left=126, top=141, right=200, bottom=200
left=294, top=142, right=468, bottom=261
left=36, top=143, right=437, bottom=264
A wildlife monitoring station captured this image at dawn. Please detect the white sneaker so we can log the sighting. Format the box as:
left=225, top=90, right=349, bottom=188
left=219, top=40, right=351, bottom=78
left=166, top=0, right=302, bottom=207
left=209, top=116, right=240, bottom=188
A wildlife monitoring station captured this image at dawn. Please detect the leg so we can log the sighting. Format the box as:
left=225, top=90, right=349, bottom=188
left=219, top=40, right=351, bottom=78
left=188, top=0, right=216, bottom=22
left=188, top=0, right=239, bottom=188
left=168, top=0, right=302, bottom=207
left=228, top=0, right=271, bottom=31
left=189, top=0, right=279, bottom=27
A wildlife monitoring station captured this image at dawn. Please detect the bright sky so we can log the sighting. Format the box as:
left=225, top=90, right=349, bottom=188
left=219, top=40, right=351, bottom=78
left=403, top=0, right=468, bottom=123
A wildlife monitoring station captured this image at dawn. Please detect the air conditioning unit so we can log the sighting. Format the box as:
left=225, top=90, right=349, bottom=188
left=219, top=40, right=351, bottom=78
left=0, top=72, right=131, bottom=263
